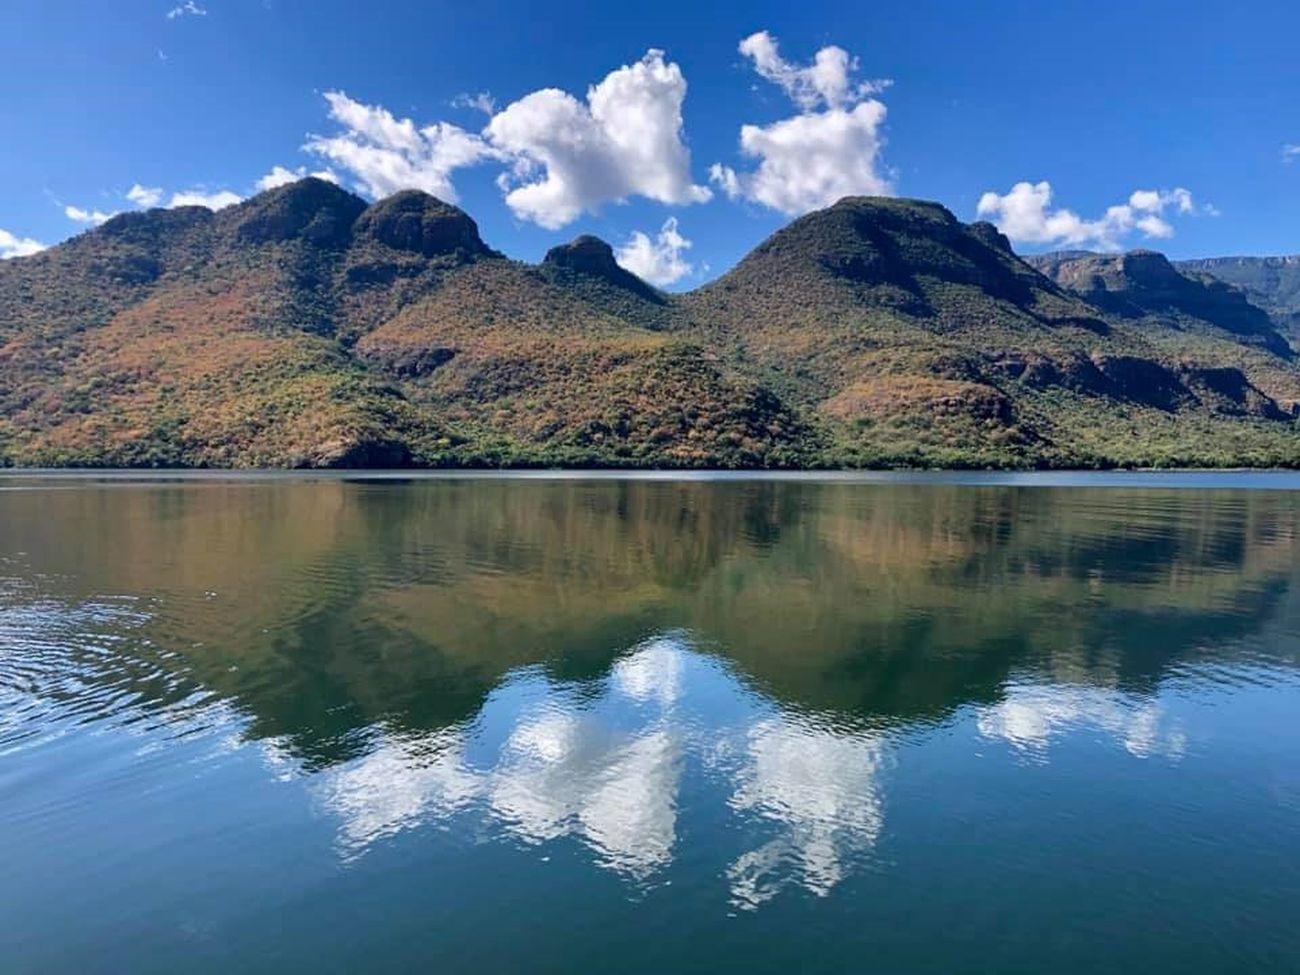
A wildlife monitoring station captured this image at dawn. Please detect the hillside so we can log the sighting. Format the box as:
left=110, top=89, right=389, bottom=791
left=1, top=179, right=1299, bottom=469
left=683, top=201, right=1300, bottom=467
left=1177, top=255, right=1300, bottom=340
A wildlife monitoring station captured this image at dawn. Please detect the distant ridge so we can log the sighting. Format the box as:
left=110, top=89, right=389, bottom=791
left=1027, top=249, right=1290, bottom=356
left=2, top=180, right=1299, bottom=469
left=1176, top=255, right=1300, bottom=340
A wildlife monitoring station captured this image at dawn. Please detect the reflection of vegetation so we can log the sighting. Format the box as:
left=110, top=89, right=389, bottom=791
left=3, top=479, right=1299, bottom=766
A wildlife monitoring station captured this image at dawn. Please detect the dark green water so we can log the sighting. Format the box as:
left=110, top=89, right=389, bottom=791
left=2, top=473, right=1298, bottom=973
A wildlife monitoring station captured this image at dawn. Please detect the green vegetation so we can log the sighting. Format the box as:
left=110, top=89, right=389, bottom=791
left=2, top=178, right=1299, bottom=468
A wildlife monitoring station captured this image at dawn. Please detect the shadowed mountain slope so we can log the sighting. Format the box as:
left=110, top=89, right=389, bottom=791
left=1177, top=255, right=1300, bottom=341
left=2, top=181, right=1299, bottom=468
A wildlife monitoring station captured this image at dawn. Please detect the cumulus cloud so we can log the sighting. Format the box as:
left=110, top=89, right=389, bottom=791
left=711, top=103, right=889, bottom=215
left=165, top=1, right=206, bottom=18
left=737, top=30, right=889, bottom=111
left=615, top=217, right=692, bottom=286
left=168, top=188, right=243, bottom=210
left=976, top=181, right=1202, bottom=250
left=303, top=51, right=710, bottom=228
left=0, top=229, right=46, bottom=259
left=255, top=164, right=340, bottom=192
left=486, top=49, right=711, bottom=228
left=305, top=90, right=499, bottom=203
left=126, top=184, right=164, bottom=207
left=711, top=31, right=891, bottom=216
left=64, top=205, right=116, bottom=226
left=1284, top=144, right=1300, bottom=163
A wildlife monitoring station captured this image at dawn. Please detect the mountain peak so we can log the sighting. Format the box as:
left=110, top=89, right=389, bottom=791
left=543, top=235, right=618, bottom=273
left=95, top=205, right=214, bottom=241
left=712, top=194, right=1061, bottom=316
left=352, top=190, right=491, bottom=258
left=229, top=177, right=367, bottom=248
left=827, top=195, right=957, bottom=218
left=542, top=234, right=659, bottom=299
left=1120, top=248, right=1181, bottom=275
left=745, top=196, right=986, bottom=271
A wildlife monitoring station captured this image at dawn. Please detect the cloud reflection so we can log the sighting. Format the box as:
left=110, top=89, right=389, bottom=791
left=727, top=718, right=885, bottom=909
left=316, top=637, right=693, bottom=875
left=305, top=634, right=888, bottom=907
left=977, top=683, right=1187, bottom=760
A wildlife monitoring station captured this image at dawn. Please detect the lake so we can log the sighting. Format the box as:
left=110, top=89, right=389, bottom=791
left=2, top=472, right=1298, bottom=973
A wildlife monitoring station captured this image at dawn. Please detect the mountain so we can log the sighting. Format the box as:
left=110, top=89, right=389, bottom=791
left=1027, top=249, right=1291, bottom=355
left=682, top=200, right=1299, bottom=466
left=1176, top=255, right=1300, bottom=340
left=2, top=179, right=1299, bottom=469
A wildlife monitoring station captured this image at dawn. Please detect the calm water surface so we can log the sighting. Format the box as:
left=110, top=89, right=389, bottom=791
left=1, top=474, right=1298, bottom=973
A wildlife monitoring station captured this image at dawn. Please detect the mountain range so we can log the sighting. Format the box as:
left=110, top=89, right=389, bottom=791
left=2, top=176, right=1299, bottom=469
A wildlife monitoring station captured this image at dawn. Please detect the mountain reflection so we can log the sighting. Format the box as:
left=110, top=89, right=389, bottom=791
left=3, top=477, right=1300, bottom=906
left=308, top=634, right=885, bottom=908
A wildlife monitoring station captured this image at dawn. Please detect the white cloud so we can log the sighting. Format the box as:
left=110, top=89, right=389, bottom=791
left=452, top=91, right=497, bottom=115
left=305, top=90, right=498, bottom=203
left=169, top=188, right=243, bottom=210
left=0, top=229, right=46, bottom=259
left=165, top=1, right=206, bottom=18
left=255, top=164, right=340, bottom=192
left=486, top=49, right=711, bottom=229
left=1284, top=144, right=1300, bottom=163
left=707, top=162, right=741, bottom=199
left=64, top=205, right=116, bottom=226
left=737, top=30, right=889, bottom=112
left=303, top=50, right=710, bottom=228
left=976, top=181, right=1203, bottom=251
left=1128, top=187, right=1193, bottom=215
left=126, top=184, right=164, bottom=207
left=712, top=31, right=891, bottom=216
left=711, top=102, right=890, bottom=216
left=0, top=228, right=46, bottom=257
left=615, top=217, right=692, bottom=286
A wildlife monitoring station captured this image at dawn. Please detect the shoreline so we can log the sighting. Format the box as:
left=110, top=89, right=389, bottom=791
left=6, top=467, right=1300, bottom=489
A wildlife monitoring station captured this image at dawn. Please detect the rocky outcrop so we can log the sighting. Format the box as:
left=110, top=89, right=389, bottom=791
left=352, top=191, right=494, bottom=259
left=1029, top=250, right=1290, bottom=356
left=542, top=235, right=662, bottom=301
left=229, top=177, right=366, bottom=248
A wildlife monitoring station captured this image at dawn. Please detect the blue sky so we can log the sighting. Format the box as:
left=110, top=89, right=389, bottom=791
left=2, top=0, right=1298, bottom=285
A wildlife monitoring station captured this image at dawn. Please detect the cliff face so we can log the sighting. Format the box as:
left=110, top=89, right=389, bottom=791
left=1177, top=255, right=1300, bottom=340
left=1029, top=250, right=1290, bottom=356
left=1, top=180, right=1299, bottom=470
